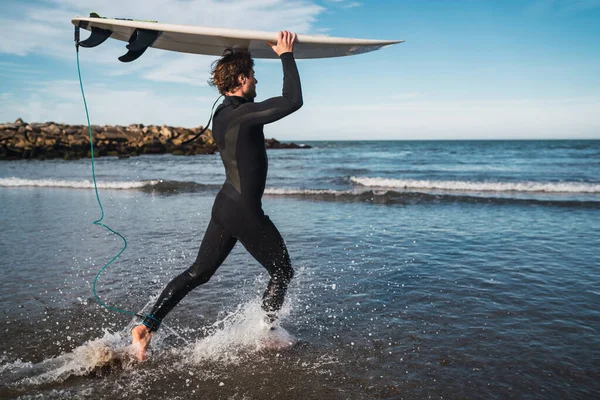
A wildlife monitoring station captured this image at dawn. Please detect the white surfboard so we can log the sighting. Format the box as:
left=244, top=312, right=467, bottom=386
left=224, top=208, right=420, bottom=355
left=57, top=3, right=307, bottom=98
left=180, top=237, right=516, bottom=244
left=71, top=16, right=403, bottom=62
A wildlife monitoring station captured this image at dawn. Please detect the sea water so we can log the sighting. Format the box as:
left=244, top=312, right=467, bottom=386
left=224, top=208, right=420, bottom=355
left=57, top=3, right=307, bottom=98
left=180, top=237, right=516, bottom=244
left=1, top=140, right=599, bottom=399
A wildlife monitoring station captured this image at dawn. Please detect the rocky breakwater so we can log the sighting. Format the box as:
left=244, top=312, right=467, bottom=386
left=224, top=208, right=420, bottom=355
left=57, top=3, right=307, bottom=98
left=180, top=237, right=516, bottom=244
left=0, top=118, right=310, bottom=160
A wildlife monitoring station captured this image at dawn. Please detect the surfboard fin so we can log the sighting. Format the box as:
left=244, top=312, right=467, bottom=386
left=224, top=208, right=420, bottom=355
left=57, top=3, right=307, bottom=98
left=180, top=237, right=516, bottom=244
left=78, top=26, right=112, bottom=48
left=118, top=29, right=161, bottom=62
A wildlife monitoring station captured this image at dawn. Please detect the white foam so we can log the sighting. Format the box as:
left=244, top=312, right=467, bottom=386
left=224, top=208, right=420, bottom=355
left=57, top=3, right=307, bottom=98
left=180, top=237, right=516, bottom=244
left=265, top=188, right=346, bottom=195
left=0, top=358, right=33, bottom=374
left=350, top=176, right=600, bottom=194
left=182, top=299, right=295, bottom=365
left=4, top=330, right=137, bottom=387
left=0, top=177, right=159, bottom=190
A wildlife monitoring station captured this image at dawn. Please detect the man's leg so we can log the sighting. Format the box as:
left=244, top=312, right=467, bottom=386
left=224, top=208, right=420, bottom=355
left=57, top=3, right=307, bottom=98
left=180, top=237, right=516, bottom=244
left=132, top=218, right=237, bottom=359
left=237, top=215, right=294, bottom=320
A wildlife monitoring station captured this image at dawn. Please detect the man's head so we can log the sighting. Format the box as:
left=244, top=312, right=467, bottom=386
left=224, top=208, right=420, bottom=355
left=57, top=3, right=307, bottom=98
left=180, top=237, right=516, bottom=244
left=209, top=49, right=257, bottom=99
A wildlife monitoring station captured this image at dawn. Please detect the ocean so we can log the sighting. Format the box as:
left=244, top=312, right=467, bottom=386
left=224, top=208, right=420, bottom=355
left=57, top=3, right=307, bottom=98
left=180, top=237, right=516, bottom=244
left=0, top=140, right=599, bottom=399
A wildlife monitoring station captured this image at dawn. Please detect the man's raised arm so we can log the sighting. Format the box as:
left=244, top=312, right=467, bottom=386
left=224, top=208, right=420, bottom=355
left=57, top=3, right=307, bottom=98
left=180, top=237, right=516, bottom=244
left=236, top=31, right=303, bottom=126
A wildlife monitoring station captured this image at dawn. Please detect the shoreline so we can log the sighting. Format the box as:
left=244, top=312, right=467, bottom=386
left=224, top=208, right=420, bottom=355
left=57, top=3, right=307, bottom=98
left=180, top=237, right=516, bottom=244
left=0, top=118, right=310, bottom=161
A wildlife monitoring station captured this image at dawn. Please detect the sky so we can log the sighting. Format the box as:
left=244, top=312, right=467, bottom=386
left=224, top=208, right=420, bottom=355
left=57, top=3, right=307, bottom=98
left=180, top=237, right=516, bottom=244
left=0, top=0, right=599, bottom=140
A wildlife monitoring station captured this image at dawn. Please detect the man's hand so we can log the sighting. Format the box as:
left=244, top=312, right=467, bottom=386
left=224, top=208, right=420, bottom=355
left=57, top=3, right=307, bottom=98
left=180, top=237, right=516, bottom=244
left=267, top=31, right=297, bottom=56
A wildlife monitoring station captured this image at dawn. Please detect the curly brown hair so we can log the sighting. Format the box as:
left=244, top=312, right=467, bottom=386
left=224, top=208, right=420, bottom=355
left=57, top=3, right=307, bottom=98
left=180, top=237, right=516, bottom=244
left=208, top=49, right=255, bottom=95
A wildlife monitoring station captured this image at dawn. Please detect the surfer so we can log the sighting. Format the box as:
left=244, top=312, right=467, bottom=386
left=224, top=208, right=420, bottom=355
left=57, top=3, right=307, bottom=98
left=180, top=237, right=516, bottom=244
left=131, top=31, right=302, bottom=360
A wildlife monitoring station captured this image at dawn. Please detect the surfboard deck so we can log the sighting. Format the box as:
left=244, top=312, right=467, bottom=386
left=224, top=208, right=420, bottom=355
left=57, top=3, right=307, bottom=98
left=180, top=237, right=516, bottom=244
left=71, top=16, right=403, bottom=61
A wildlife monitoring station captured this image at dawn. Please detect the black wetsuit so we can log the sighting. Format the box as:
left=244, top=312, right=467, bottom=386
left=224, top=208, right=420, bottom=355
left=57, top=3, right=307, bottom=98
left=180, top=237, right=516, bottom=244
left=142, top=52, right=303, bottom=331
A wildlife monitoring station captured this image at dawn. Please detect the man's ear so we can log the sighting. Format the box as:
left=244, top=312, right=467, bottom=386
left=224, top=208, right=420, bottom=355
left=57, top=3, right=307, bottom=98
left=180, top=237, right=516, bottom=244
left=238, top=74, right=246, bottom=84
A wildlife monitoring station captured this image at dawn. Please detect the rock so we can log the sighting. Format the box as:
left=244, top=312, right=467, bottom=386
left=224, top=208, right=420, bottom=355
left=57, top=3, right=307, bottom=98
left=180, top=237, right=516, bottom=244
left=42, top=124, right=61, bottom=136
left=63, top=152, right=80, bottom=160
left=0, top=131, right=15, bottom=142
left=96, top=131, right=128, bottom=142
left=0, top=123, right=19, bottom=130
left=125, top=126, right=143, bottom=137
left=68, top=137, right=90, bottom=147
left=265, top=138, right=311, bottom=149
left=160, top=125, right=173, bottom=139
left=12, top=133, right=29, bottom=149
left=0, top=120, right=309, bottom=160
left=171, top=129, right=196, bottom=145
left=201, top=131, right=215, bottom=146
left=141, top=141, right=167, bottom=154
left=44, top=137, right=57, bottom=147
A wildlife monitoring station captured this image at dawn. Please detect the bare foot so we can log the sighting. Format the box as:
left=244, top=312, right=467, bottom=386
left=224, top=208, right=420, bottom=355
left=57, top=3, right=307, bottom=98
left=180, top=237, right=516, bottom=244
left=131, top=325, right=152, bottom=361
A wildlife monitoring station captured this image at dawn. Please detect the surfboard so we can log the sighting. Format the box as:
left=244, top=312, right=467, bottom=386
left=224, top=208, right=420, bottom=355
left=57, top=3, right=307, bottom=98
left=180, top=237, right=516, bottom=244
left=71, top=15, right=403, bottom=62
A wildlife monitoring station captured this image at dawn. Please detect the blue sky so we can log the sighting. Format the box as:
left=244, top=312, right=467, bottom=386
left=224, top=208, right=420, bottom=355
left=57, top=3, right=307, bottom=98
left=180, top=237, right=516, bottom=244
left=1, top=0, right=599, bottom=140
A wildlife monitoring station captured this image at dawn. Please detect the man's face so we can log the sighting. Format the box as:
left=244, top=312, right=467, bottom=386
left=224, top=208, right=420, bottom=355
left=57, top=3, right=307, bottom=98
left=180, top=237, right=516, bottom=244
left=241, top=69, right=257, bottom=100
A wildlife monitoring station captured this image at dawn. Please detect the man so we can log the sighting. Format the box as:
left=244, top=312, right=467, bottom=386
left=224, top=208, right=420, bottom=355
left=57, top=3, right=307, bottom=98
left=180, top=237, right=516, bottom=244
left=132, top=31, right=302, bottom=360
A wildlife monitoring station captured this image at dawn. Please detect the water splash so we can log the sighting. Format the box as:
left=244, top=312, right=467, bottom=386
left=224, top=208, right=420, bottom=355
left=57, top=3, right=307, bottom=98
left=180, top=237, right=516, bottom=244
left=1, top=330, right=137, bottom=388
left=181, top=299, right=296, bottom=365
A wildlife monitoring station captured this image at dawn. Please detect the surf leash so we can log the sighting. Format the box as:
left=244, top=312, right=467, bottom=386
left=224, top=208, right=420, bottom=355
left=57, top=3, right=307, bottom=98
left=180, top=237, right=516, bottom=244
left=75, top=27, right=144, bottom=320
left=181, top=94, right=223, bottom=145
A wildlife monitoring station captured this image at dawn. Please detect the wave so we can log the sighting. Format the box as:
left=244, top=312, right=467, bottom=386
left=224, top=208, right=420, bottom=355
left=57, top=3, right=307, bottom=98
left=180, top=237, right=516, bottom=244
left=350, top=176, right=600, bottom=194
left=3, top=178, right=598, bottom=208
left=264, top=188, right=600, bottom=208
left=265, top=188, right=347, bottom=196
left=0, top=178, right=219, bottom=193
left=0, top=177, right=154, bottom=189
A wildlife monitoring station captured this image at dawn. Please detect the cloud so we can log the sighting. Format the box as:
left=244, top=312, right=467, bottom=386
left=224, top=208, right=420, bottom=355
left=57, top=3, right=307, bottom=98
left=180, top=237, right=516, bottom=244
left=0, top=14, right=68, bottom=57
left=0, top=0, right=326, bottom=85
left=0, top=0, right=324, bottom=59
left=58, top=0, right=324, bottom=32
left=0, top=79, right=216, bottom=127
left=326, top=0, right=362, bottom=8
left=0, top=61, right=49, bottom=77
left=139, top=54, right=216, bottom=86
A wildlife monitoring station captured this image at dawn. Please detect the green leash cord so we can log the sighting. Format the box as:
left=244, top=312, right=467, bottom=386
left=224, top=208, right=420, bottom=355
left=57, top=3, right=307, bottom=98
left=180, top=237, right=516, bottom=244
left=76, top=35, right=142, bottom=320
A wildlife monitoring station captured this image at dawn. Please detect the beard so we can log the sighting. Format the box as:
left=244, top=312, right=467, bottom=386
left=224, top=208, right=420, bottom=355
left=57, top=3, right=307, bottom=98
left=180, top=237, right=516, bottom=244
left=243, top=86, right=256, bottom=100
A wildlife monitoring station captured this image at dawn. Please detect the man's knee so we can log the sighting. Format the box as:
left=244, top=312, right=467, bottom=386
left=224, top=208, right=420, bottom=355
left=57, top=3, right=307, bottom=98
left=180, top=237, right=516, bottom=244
left=185, top=264, right=214, bottom=286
